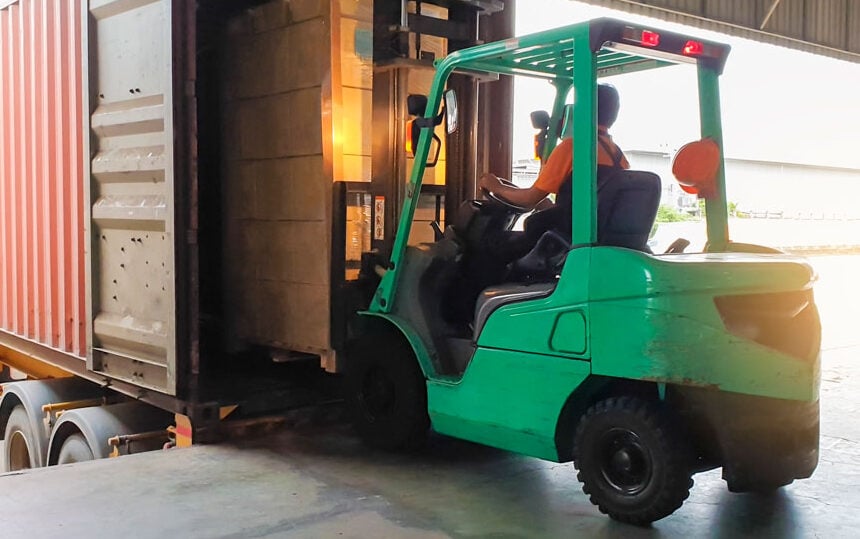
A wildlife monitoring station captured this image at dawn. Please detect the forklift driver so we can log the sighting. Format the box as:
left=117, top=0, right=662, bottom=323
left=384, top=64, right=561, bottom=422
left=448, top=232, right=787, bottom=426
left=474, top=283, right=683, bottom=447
left=478, top=83, right=629, bottom=252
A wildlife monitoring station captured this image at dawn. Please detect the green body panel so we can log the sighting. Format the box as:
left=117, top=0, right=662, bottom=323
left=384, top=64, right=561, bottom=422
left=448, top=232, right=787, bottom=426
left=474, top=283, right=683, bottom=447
left=586, top=248, right=819, bottom=401
left=428, top=348, right=590, bottom=461
left=476, top=248, right=591, bottom=358
left=475, top=248, right=819, bottom=402
left=550, top=311, right=588, bottom=354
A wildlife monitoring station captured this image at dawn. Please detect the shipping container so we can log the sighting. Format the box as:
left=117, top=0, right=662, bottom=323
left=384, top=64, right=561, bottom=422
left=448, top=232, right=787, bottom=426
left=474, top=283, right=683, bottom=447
left=0, top=0, right=506, bottom=467
left=0, top=0, right=377, bottom=400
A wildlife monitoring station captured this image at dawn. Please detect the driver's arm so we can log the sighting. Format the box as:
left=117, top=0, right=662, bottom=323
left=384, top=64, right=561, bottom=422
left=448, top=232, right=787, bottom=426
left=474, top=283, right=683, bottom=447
left=479, top=173, right=549, bottom=209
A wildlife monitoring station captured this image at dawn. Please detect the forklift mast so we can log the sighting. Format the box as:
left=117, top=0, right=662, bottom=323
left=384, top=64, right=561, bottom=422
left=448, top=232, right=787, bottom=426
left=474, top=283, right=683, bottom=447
left=370, top=0, right=511, bottom=259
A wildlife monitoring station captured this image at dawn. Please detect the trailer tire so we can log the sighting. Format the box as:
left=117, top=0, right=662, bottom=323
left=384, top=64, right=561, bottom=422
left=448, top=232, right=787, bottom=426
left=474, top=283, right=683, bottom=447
left=573, top=396, right=693, bottom=525
left=4, top=405, right=38, bottom=471
left=346, top=334, right=429, bottom=451
left=56, top=433, right=95, bottom=465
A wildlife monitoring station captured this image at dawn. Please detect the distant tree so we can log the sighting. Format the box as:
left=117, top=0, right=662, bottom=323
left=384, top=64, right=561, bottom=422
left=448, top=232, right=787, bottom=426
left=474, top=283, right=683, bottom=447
left=656, top=205, right=690, bottom=223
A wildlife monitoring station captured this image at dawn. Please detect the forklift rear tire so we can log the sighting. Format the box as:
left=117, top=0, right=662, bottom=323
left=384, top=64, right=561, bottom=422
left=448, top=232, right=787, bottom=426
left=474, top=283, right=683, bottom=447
left=346, top=334, right=430, bottom=451
left=573, top=396, right=693, bottom=525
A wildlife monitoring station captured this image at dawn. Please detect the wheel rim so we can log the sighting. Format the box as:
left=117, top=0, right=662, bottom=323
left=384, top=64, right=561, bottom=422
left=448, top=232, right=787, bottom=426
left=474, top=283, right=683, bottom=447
left=8, top=429, right=32, bottom=471
left=597, top=427, right=653, bottom=495
left=358, top=366, right=396, bottom=422
left=58, top=434, right=95, bottom=465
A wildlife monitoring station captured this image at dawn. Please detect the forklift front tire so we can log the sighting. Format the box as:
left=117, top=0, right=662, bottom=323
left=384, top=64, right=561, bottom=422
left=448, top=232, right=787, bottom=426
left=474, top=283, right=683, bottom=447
left=346, top=334, right=430, bottom=451
left=573, top=396, right=694, bottom=525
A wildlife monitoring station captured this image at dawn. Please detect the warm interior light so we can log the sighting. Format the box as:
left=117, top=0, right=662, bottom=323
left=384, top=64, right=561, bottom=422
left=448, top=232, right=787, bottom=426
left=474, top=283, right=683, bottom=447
left=405, top=119, right=415, bottom=154
left=683, top=40, right=704, bottom=56
left=641, top=30, right=660, bottom=47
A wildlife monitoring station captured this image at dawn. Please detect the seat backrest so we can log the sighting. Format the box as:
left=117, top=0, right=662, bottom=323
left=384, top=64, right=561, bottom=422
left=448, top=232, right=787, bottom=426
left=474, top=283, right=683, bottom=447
left=597, top=169, right=661, bottom=252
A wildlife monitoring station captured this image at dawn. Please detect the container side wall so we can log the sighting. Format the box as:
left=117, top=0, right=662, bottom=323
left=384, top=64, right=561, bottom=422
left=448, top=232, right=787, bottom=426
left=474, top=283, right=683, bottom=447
left=0, top=0, right=86, bottom=360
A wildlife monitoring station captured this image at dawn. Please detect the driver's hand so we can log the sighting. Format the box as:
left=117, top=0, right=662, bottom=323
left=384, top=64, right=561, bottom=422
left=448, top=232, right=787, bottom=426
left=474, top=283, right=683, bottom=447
left=535, top=197, right=554, bottom=211
left=479, top=173, right=498, bottom=193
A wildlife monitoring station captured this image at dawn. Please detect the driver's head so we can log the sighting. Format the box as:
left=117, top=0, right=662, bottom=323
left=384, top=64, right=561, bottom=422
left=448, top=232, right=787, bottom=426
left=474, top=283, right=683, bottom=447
left=597, top=83, right=620, bottom=128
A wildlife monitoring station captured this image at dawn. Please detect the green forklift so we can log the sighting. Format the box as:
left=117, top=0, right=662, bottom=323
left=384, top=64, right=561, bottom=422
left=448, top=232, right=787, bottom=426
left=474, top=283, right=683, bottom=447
left=346, top=18, right=820, bottom=524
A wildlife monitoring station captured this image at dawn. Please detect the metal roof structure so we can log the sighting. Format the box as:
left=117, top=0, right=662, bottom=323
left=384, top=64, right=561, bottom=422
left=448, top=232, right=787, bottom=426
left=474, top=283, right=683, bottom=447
left=579, top=0, right=860, bottom=63
left=442, top=17, right=731, bottom=79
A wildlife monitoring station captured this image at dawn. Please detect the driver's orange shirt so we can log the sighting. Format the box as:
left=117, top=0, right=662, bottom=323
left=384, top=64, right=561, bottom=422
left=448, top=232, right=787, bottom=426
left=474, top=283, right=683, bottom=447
left=533, top=128, right=629, bottom=194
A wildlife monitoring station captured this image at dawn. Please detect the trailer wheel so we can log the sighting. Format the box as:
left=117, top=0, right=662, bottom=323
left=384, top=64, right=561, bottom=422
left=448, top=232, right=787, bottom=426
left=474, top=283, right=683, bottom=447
left=346, top=334, right=429, bottom=450
left=573, top=396, right=693, bottom=525
left=56, top=433, right=95, bottom=465
left=4, top=405, right=38, bottom=471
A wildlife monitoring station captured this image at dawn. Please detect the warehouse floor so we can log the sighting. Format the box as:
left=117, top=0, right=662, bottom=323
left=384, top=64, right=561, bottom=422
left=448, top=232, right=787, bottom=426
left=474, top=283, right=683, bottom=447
left=1, top=255, right=857, bottom=538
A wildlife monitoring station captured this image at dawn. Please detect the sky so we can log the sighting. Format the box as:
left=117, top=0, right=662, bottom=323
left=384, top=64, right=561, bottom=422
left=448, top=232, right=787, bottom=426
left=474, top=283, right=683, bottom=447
left=512, top=1, right=860, bottom=170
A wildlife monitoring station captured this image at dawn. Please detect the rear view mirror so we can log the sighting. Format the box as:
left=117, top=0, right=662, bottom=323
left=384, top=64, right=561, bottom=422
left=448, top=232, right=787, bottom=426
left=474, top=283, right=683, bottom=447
left=444, top=89, right=458, bottom=134
left=405, top=93, right=444, bottom=167
left=407, top=119, right=442, bottom=168
left=407, top=94, right=428, bottom=116
left=530, top=110, right=550, bottom=130
left=530, top=110, right=550, bottom=161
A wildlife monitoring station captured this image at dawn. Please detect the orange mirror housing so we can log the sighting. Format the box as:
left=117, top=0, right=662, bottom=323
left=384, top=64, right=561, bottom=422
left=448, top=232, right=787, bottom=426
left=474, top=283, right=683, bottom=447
left=671, top=138, right=720, bottom=198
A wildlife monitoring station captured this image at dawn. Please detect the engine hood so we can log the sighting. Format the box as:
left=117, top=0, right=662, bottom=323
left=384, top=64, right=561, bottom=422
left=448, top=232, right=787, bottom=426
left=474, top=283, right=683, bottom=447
left=587, top=248, right=816, bottom=301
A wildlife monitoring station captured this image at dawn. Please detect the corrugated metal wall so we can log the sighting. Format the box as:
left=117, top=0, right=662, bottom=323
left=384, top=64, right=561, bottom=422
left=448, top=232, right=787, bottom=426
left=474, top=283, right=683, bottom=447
left=580, top=0, right=860, bottom=63
left=0, top=0, right=86, bottom=358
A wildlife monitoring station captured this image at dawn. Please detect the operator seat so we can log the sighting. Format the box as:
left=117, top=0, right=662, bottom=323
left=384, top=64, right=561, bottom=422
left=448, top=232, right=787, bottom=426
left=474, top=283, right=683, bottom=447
left=597, top=169, right=661, bottom=252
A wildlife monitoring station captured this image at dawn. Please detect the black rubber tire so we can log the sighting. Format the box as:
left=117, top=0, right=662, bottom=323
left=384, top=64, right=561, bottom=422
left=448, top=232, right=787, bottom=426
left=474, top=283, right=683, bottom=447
left=345, top=334, right=430, bottom=451
left=573, top=396, right=693, bottom=525
left=56, top=433, right=95, bottom=465
left=4, top=405, right=38, bottom=471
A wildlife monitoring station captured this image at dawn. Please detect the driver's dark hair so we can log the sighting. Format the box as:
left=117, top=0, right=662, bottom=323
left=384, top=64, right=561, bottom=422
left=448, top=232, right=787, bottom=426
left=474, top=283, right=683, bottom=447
left=597, top=83, right=620, bottom=127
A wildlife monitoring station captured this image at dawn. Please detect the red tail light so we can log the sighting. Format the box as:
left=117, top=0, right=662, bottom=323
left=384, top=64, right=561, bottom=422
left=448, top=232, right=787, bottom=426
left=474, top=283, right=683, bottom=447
left=683, top=40, right=704, bottom=56
left=641, top=30, right=660, bottom=47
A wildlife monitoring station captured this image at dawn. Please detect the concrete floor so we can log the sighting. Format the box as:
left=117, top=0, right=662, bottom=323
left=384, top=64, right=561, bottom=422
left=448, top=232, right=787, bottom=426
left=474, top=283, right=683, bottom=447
left=1, top=255, right=858, bottom=538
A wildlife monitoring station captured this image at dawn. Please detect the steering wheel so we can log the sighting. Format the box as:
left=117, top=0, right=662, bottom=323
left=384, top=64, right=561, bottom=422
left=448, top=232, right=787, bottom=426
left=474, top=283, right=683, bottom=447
left=479, top=187, right=531, bottom=214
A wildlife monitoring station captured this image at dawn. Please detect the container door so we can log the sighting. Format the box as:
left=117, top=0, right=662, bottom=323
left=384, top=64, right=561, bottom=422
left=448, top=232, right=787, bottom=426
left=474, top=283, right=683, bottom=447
left=83, top=0, right=187, bottom=395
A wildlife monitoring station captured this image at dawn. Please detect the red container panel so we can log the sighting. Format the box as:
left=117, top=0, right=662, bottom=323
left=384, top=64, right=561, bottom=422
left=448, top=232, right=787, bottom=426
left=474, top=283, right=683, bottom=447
left=0, top=0, right=85, bottom=358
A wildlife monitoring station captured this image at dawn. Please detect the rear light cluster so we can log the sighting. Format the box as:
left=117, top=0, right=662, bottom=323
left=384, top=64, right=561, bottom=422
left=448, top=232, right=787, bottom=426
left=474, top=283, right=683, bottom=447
left=640, top=30, right=660, bottom=47
left=714, top=290, right=821, bottom=361
left=622, top=26, right=711, bottom=58
left=682, top=40, right=703, bottom=56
